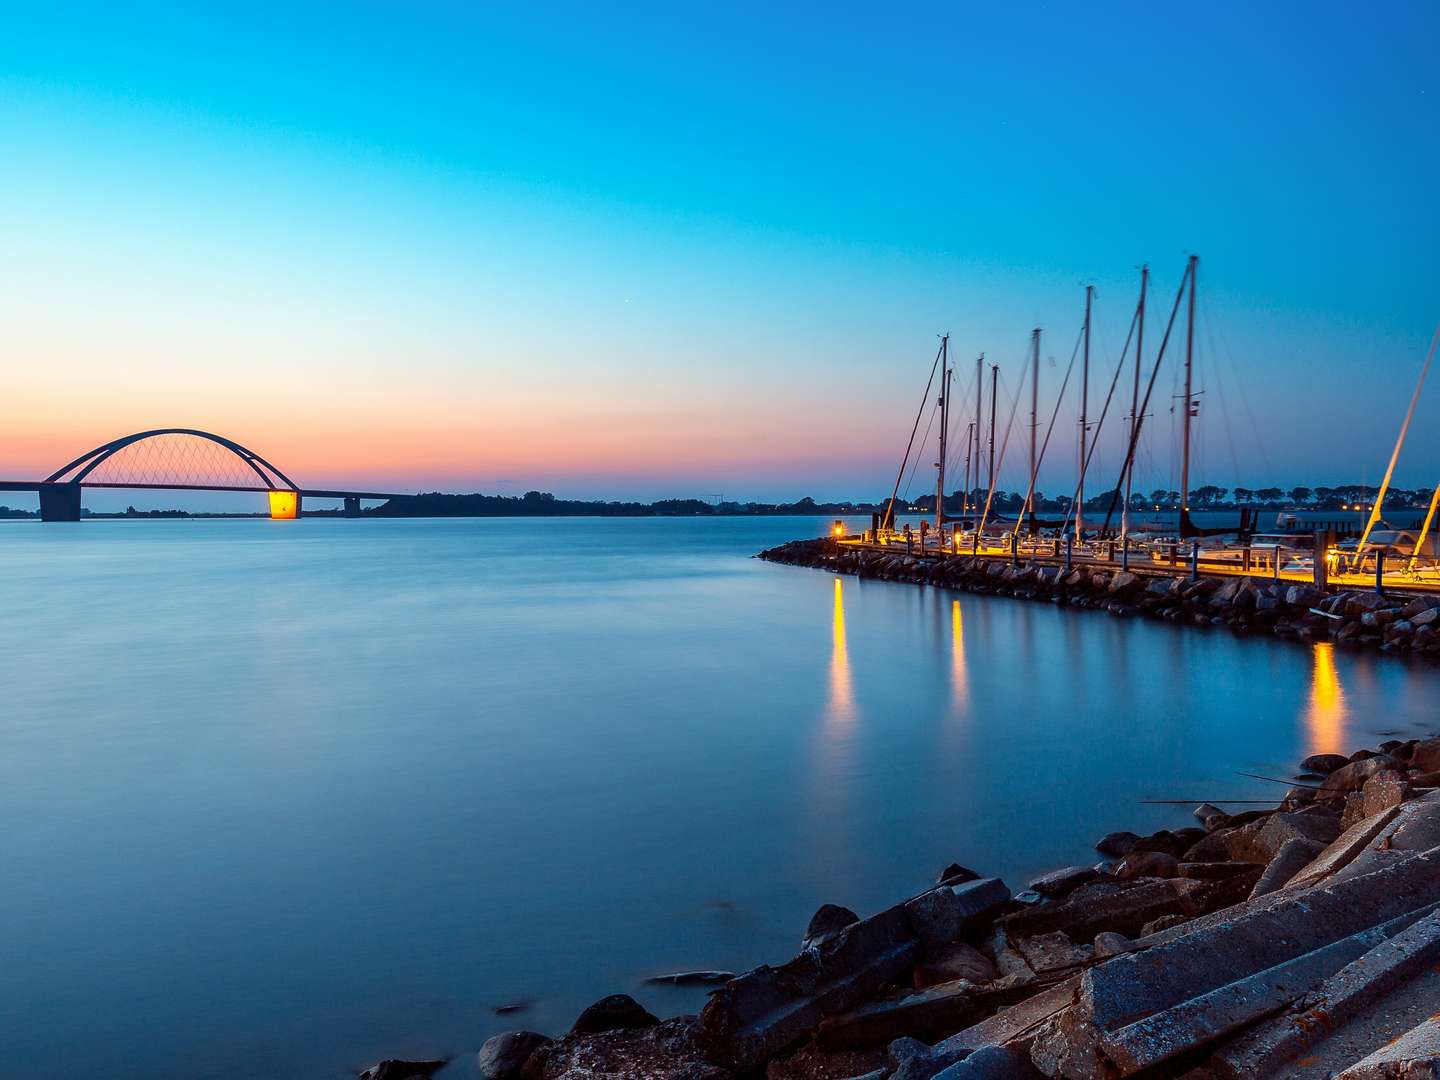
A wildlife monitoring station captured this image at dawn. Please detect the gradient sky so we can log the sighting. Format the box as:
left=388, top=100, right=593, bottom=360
left=2, top=1, right=1438, bottom=506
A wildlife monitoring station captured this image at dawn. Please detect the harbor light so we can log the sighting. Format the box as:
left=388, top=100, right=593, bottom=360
left=832, top=519, right=845, bottom=537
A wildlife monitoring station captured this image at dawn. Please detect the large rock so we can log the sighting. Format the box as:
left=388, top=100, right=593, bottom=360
left=1113, top=851, right=1178, bottom=880
left=1302, top=753, right=1351, bottom=774
left=936, top=864, right=981, bottom=886
left=1015, top=933, right=1090, bottom=975
left=934, top=1044, right=1046, bottom=1078
left=1028, top=866, right=1102, bottom=898
left=803, top=904, right=860, bottom=950
left=1248, top=837, right=1323, bottom=898
left=904, top=878, right=1011, bottom=949
left=1411, top=737, right=1440, bottom=773
left=572, top=994, right=660, bottom=1034
left=1363, top=774, right=1411, bottom=817
left=1107, top=572, right=1139, bottom=594
left=1001, top=880, right=1188, bottom=942
left=478, top=1031, right=552, bottom=1079
left=1322, top=755, right=1401, bottom=794
left=698, top=902, right=919, bottom=1070
left=915, top=942, right=996, bottom=988
left=1094, top=832, right=1140, bottom=857
left=816, top=979, right=984, bottom=1050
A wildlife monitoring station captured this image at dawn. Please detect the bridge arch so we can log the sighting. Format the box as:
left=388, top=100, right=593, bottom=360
left=45, top=428, right=299, bottom=491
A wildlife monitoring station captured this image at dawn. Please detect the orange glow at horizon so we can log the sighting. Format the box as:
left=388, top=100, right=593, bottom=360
left=1305, top=642, right=1347, bottom=756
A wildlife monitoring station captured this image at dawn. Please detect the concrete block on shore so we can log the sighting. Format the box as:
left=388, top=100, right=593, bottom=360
left=1209, top=906, right=1440, bottom=1079
left=1249, top=837, right=1324, bottom=898
left=933, top=1044, right=1045, bottom=1079
left=1001, top=880, right=1188, bottom=942
left=817, top=979, right=984, bottom=1051
left=1027, top=847, right=1440, bottom=1077
left=1028, top=866, right=1101, bottom=897
left=1364, top=774, right=1411, bottom=818
left=1288, top=805, right=1403, bottom=889
left=904, top=878, right=1011, bottom=950
left=697, top=902, right=919, bottom=1070
left=1337, top=1013, right=1440, bottom=1078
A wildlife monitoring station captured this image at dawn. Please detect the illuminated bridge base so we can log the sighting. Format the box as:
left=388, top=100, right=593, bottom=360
left=268, top=491, right=300, bottom=520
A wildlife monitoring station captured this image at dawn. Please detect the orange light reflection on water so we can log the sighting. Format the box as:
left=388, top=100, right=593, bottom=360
left=829, top=577, right=855, bottom=726
left=952, top=599, right=968, bottom=708
left=1306, top=642, right=1347, bottom=756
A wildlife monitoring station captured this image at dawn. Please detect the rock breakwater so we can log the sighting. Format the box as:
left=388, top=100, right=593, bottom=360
left=758, top=538, right=1440, bottom=658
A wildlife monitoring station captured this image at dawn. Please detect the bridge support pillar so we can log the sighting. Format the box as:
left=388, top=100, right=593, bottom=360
left=38, top=482, right=82, bottom=522
left=268, top=491, right=300, bottom=520
left=343, top=496, right=361, bottom=518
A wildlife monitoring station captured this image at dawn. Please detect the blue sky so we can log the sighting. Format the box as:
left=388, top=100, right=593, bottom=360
left=1, top=1, right=1437, bottom=504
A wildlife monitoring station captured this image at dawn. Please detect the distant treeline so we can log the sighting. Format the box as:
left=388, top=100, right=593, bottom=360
left=2, top=483, right=1430, bottom=522
left=370, top=484, right=1431, bottom=518
left=367, top=492, right=889, bottom=517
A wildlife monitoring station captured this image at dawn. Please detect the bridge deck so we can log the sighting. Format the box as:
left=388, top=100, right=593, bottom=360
left=0, top=480, right=406, bottom=500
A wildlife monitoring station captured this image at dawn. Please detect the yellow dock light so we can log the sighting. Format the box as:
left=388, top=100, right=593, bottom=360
left=832, top=519, right=845, bottom=537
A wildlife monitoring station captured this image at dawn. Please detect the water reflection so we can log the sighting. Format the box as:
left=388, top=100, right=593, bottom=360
left=1305, top=643, right=1348, bottom=755
left=951, top=600, right=968, bottom=707
left=829, top=576, right=854, bottom=725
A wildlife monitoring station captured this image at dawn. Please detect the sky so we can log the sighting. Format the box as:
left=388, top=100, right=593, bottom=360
left=1, top=1, right=1438, bottom=507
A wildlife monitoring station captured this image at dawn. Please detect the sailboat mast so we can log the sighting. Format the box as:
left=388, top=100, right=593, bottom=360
left=1123, top=265, right=1148, bottom=542
left=1077, top=286, right=1092, bottom=538
left=962, top=422, right=975, bottom=526
left=973, top=354, right=984, bottom=521
left=1179, top=255, right=1198, bottom=537
left=935, top=334, right=949, bottom=538
left=1028, top=328, right=1040, bottom=528
left=988, top=364, right=997, bottom=495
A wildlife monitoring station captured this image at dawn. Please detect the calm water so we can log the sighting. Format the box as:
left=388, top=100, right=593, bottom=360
left=2, top=516, right=1437, bottom=1078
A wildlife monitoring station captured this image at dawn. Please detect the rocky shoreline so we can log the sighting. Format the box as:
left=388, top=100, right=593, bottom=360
left=756, top=538, right=1440, bottom=658
left=359, top=734, right=1440, bottom=1080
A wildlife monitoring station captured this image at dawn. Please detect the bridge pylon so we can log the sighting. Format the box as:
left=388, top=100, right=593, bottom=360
left=38, top=482, right=82, bottom=522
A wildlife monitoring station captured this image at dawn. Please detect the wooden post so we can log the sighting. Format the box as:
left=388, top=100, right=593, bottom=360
left=1313, top=531, right=1328, bottom=590
left=1243, top=545, right=1252, bottom=573
left=1190, top=540, right=1200, bottom=582
left=1065, top=534, right=1073, bottom=571
left=1376, top=549, right=1386, bottom=595
left=1121, top=536, right=1130, bottom=570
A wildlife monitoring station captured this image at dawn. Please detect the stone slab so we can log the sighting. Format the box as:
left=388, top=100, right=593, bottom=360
left=1338, top=1014, right=1440, bottom=1077
left=1028, top=846, right=1440, bottom=1077
left=1210, top=906, right=1440, bottom=1078
left=905, top=878, right=1011, bottom=950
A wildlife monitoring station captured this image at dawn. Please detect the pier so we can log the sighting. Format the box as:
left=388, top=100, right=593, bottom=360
left=836, top=527, right=1440, bottom=597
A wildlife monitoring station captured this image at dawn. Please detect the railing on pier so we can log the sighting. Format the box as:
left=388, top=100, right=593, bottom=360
left=840, top=527, right=1440, bottom=596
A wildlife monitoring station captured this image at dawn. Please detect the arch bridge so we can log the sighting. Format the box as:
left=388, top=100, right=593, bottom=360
left=0, top=428, right=408, bottom=520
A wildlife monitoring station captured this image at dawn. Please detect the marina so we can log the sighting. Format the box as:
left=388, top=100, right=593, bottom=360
left=821, top=255, right=1440, bottom=605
